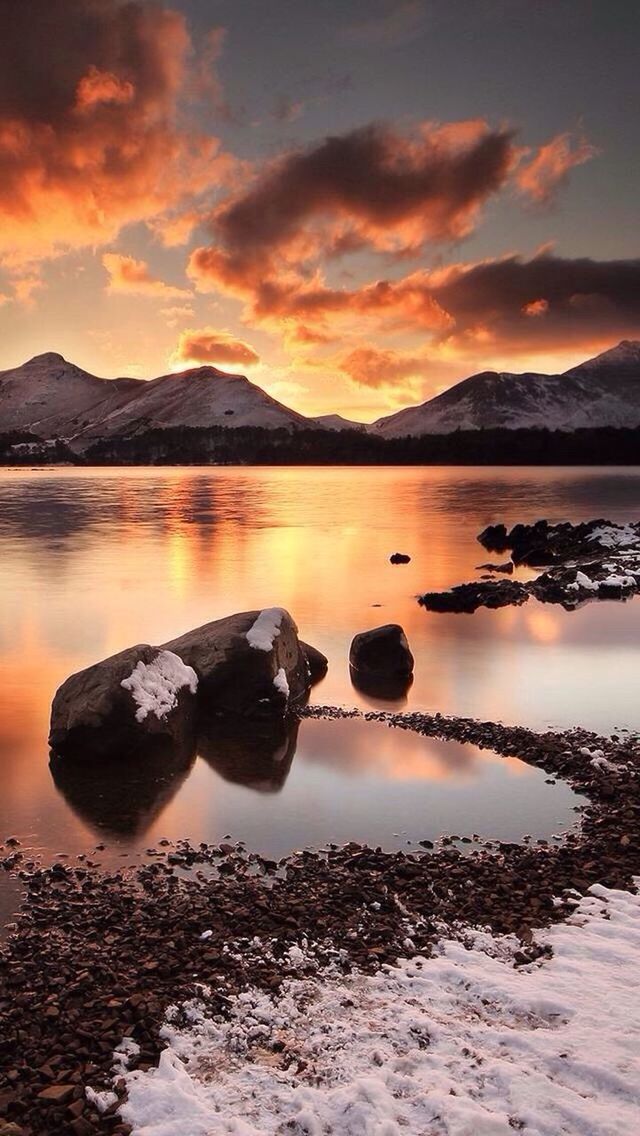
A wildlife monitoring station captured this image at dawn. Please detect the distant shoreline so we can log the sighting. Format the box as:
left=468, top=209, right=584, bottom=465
left=2, top=423, right=640, bottom=467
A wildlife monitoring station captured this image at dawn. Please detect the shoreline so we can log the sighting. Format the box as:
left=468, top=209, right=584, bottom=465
left=1, top=706, right=639, bottom=1134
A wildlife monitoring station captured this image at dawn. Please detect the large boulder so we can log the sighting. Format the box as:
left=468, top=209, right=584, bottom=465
left=49, top=645, right=198, bottom=760
left=49, top=609, right=324, bottom=763
left=349, top=624, right=414, bottom=679
left=163, top=608, right=310, bottom=718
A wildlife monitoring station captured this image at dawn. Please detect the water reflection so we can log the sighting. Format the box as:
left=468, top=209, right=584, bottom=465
left=197, top=715, right=299, bottom=793
left=44, top=716, right=583, bottom=856
left=349, top=664, right=414, bottom=705
left=0, top=466, right=637, bottom=865
left=50, top=742, right=196, bottom=838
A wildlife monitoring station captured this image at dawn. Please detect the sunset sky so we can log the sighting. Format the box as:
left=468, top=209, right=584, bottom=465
left=0, top=0, right=638, bottom=421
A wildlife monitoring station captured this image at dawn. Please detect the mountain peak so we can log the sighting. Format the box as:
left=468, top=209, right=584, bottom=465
left=27, top=352, right=68, bottom=366
left=565, top=340, right=640, bottom=376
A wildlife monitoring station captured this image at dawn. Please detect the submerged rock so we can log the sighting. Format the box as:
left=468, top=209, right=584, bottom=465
left=349, top=624, right=414, bottom=678
left=49, top=645, right=198, bottom=760
left=420, top=581, right=529, bottom=613
left=476, top=561, right=514, bottom=575
left=349, top=665, right=413, bottom=703
left=197, top=714, right=300, bottom=793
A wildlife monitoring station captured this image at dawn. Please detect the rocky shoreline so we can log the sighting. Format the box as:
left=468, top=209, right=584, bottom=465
left=420, top=518, right=640, bottom=611
left=1, top=704, right=639, bottom=1135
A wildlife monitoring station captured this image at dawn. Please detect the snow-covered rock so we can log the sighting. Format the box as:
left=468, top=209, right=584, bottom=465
left=49, top=644, right=198, bottom=761
left=163, top=609, right=311, bottom=720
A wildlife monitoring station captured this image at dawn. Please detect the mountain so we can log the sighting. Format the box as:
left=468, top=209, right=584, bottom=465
left=3, top=340, right=640, bottom=448
left=75, top=366, right=308, bottom=443
left=0, top=352, right=142, bottom=438
left=0, top=354, right=307, bottom=445
left=371, top=340, right=640, bottom=437
left=311, top=414, right=366, bottom=432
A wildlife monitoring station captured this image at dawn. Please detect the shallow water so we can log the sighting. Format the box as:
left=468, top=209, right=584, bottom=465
left=0, top=465, right=637, bottom=865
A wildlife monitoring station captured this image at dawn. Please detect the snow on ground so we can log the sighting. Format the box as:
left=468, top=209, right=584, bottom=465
left=246, top=609, right=285, bottom=652
left=121, top=650, right=198, bottom=722
left=118, top=881, right=640, bottom=1136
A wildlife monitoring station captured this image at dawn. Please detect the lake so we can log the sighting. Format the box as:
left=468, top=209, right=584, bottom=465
left=1, top=464, right=637, bottom=878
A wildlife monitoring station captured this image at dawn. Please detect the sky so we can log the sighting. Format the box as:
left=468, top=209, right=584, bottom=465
left=0, top=0, right=638, bottom=422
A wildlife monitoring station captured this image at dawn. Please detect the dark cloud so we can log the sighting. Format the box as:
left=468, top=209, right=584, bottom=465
left=190, top=119, right=518, bottom=295
left=432, top=252, right=640, bottom=351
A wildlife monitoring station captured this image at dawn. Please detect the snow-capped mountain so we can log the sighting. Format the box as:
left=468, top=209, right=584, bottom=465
left=371, top=340, right=640, bottom=437
left=0, top=354, right=307, bottom=444
left=76, top=366, right=308, bottom=442
left=0, top=352, right=142, bottom=438
left=2, top=340, right=640, bottom=446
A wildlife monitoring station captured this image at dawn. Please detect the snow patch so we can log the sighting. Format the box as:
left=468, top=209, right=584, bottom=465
left=246, top=608, right=285, bottom=652
left=121, top=650, right=198, bottom=723
left=85, top=1085, right=118, bottom=1114
left=273, top=667, right=290, bottom=698
left=588, top=523, right=639, bottom=550
left=119, top=881, right=640, bottom=1136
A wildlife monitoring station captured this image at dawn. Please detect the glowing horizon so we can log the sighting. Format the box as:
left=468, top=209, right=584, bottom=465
left=0, top=1, right=638, bottom=422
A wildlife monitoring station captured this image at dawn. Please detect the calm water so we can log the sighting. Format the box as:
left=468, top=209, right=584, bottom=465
left=1, top=465, right=637, bottom=877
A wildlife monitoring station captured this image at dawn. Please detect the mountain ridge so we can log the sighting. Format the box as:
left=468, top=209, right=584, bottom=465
left=1, top=340, right=639, bottom=445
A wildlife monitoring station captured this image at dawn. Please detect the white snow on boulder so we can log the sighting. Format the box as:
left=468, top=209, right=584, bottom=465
left=118, top=881, right=640, bottom=1135
left=273, top=667, right=290, bottom=698
left=246, top=608, right=285, bottom=652
left=121, top=650, right=198, bottom=723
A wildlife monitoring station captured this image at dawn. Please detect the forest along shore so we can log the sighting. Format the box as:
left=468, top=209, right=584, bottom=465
left=1, top=707, right=640, bottom=1135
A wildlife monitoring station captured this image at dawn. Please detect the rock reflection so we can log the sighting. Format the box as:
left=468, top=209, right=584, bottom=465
left=49, top=738, right=196, bottom=838
left=197, top=715, right=299, bottom=793
left=349, top=664, right=414, bottom=706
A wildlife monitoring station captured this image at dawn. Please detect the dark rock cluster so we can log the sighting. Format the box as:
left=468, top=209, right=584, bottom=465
left=421, top=518, right=640, bottom=612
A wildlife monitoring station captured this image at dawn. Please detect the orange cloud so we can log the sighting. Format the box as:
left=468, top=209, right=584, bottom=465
left=517, top=132, right=598, bottom=205
left=339, top=345, right=430, bottom=388
left=189, top=119, right=518, bottom=297
left=0, top=0, right=229, bottom=268
left=74, top=66, right=135, bottom=112
left=102, top=254, right=190, bottom=299
left=173, top=328, right=260, bottom=368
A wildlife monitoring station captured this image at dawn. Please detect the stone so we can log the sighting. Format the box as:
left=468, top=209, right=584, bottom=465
left=164, top=608, right=311, bottom=718
left=300, top=641, right=328, bottom=684
left=37, top=1084, right=75, bottom=1104
left=477, top=523, right=508, bottom=551
left=49, top=610, right=325, bottom=761
left=420, top=581, right=529, bottom=613
left=349, top=624, right=414, bottom=678
left=389, top=552, right=411, bottom=564
left=475, top=561, right=514, bottom=574
left=49, top=645, right=198, bottom=760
